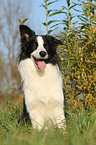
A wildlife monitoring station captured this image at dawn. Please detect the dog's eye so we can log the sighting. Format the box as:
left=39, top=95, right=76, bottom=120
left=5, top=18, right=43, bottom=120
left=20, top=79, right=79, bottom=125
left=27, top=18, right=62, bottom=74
left=44, top=43, right=48, bottom=49
left=32, top=43, right=37, bottom=49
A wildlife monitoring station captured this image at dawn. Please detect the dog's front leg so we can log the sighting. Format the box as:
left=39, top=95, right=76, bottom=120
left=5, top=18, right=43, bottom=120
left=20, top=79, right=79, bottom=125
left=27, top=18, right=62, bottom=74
left=54, top=106, right=66, bottom=130
left=29, top=101, right=46, bottom=130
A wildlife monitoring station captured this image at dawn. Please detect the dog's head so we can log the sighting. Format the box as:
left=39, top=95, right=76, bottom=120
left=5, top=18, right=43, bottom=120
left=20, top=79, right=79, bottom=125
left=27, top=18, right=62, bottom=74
left=19, top=25, right=63, bottom=70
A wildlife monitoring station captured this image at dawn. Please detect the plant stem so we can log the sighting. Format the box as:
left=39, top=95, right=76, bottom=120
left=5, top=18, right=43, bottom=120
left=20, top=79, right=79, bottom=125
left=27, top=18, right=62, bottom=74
left=45, top=0, right=48, bottom=34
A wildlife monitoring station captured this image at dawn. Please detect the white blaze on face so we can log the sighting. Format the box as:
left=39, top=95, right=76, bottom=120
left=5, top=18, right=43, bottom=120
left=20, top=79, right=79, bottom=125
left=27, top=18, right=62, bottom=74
left=31, top=36, right=48, bottom=70
left=31, top=36, right=48, bottom=59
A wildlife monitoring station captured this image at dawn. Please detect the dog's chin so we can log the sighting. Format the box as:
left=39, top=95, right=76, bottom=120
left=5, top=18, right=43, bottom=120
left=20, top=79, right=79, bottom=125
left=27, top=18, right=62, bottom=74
left=31, top=56, right=47, bottom=71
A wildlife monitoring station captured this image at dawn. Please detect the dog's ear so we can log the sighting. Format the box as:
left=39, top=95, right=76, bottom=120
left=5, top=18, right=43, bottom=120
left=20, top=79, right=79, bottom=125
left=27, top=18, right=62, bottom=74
left=47, top=35, right=63, bottom=47
left=19, top=25, right=35, bottom=41
left=45, top=35, right=63, bottom=53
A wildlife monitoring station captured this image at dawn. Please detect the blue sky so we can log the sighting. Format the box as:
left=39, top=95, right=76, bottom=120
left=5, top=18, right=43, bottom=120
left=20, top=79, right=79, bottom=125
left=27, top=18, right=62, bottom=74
left=28, top=0, right=84, bottom=34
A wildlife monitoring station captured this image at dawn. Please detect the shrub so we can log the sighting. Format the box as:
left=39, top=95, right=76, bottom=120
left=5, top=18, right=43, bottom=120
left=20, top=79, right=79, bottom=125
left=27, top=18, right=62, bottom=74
left=41, top=0, right=96, bottom=112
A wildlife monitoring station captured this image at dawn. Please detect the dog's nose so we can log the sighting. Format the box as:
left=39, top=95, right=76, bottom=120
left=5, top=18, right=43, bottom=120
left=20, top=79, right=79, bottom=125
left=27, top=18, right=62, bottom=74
left=39, top=51, right=46, bottom=57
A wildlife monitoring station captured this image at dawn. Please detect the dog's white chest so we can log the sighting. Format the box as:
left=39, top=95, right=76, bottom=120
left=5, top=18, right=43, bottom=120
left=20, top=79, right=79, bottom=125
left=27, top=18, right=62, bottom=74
left=18, top=58, right=65, bottom=129
left=18, top=58, right=63, bottom=106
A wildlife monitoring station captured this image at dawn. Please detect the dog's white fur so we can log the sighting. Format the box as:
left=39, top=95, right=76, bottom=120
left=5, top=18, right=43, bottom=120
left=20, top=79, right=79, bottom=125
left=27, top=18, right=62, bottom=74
left=18, top=58, right=65, bottom=129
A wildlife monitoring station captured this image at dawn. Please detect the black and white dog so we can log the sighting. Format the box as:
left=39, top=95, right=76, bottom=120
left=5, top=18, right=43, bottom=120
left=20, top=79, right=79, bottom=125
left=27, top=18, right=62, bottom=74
left=18, top=25, right=65, bottom=130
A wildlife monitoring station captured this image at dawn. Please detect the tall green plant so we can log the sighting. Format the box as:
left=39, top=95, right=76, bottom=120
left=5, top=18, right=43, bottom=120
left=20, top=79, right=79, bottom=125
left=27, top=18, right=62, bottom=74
left=41, top=0, right=66, bottom=34
left=41, top=0, right=96, bottom=112
left=61, top=0, right=96, bottom=112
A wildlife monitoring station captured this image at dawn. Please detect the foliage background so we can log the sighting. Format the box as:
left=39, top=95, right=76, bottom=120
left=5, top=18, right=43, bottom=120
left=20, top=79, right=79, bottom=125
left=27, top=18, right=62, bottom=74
left=41, top=0, right=96, bottom=112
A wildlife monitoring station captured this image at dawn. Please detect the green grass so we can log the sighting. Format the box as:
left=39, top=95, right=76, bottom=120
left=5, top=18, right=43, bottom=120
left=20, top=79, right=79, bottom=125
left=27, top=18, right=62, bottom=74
left=0, top=101, right=96, bottom=145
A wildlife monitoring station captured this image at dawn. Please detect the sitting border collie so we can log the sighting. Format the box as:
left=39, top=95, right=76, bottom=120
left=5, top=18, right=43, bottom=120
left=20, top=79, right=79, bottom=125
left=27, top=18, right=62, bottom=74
left=18, top=25, right=65, bottom=130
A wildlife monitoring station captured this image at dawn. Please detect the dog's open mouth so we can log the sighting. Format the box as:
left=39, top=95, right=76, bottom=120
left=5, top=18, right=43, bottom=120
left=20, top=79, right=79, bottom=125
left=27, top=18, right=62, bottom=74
left=32, top=56, right=46, bottom=70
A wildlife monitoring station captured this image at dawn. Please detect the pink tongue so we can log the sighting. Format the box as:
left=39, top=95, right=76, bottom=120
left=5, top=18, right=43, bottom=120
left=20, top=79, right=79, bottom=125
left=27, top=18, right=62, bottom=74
left=37, top=61, right=46, bottom=70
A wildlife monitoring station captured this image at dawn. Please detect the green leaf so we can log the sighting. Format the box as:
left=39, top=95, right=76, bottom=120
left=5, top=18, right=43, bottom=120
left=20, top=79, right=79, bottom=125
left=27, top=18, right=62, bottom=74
left=73, top=8, right=82, bottom=12
left=62, top=6, right=67, bottom=10
left=63, top=27, right=68, bottom=30
left=77, top=16, right=87, bottom=23
left=49, top=8, right=65, bottom=17
left=48, top=0, right=58, bottom=6
left=67, top=0, right=70, bottom=7
left=48, top=29, right=53, bottom=34
left=72, top=21, right=78, bottom=25
left=22, top=18, right=28, bottom=24
left=71, top=1, right=76, bottom=5
left=50, top=23, right=63, bottom=29
left=47, top=20, right=59, bottom=26
left=40, top=4, right=46, bottom=9
left=48, top=10, right=53, bottom=15
left=18, top=19, right=21, bottom=24
left=53, top=26, right=59, bottom=30
left=69, top=4, right=78, bottom=10
left=42, top=22, right=46, bottom=26
left=80, top=16, right=88, bottom=21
